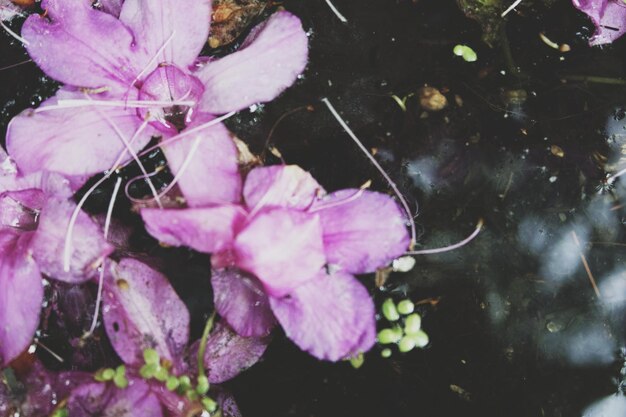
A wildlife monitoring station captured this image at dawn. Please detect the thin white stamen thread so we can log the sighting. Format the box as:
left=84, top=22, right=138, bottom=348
left=128, top=31, right=176, bottom=89
left=83, top=176, right=122, bottom=339
left=0, top=20, right=29, bottom=45
left=324, top=0, right=348, bottom=22
left=124, top=169, right=163, bottom=203
left=87, top=99, right=164, bottom=208
left=152, top=136, right=203, bottom=200
left=133, top=111, right=237, bottom=161
left=63, top=120, right=148, bottom=272
left=35, top=99, right=196, bottom=113
left=308, top=186, right=369, bottom=213
left=406, top=219, right=483, bottom=255
left=501, top=0, right=522, bottom=17
left=606, top=168, right=626, bottom=184
left=321, top=98, right=417, bottom=246
left=0, top=58, right=32, bottom=71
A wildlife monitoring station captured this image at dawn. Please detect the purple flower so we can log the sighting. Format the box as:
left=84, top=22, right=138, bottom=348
left=0, top=149, right=112, bottom=367
left=141, top=165, right=411, bottom=361
left=572, top=0, right=626, bottom=45
left=8, top=0, right=308, bottom=205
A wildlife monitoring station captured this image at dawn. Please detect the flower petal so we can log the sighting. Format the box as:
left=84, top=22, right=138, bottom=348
left=0, top=231, right=42, bottom=367
left=99, top=0, right=123, bottom=17
left=141, top=205, right=246, bottom=253
left=234, top=207, right=325, bottom=297
left=161, top=115, right=242, bottom=206
left=269, top=270, right=376, bottom=361
left=23, top=0, right=139, bottom=89
left=312, top=189, right=410, bottom=274
left=201, top=321, right=270, bottom=383
left=196, top=11, right=308, bottom=113
left=119, top=0, right=211, bottom=71
left=572, top=0, right=626, bottom=45
left=7, top=89, right=156, bottom=177
left=67, top=379, right=163, bottom=417
left=29, top=194, right=113, bottom=283
left=102, top=258, right=189, bottom=369
left=243, top=165, right=324, bottom=211
left=212, top=267, right=276, bottom=337
left=0, top=189, right=45, bottom=232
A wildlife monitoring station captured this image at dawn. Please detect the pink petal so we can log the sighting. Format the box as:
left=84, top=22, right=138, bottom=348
left=99, top=0, right=124, bottom=17
left=196, top=11, right=308, bottom=113
left=200, top=321, right=270, bottom=383
left=312, top=189, right=410, bottom=274
left=161, top=115, right=242, bottom=206
left=29, top=194, right=113, bottom=283
left=243, top=165, right=324, bottom=211
left=0, top=231, right=42, bottom=366
left=573, top=0, right=626, bottom=45
left=102, top=258, right=190, bottom=370
left=141, top=205, right=246, bottom=253
left=234, top=207, right=325, bottom=297
left=7, top=89, right=155, bottom=177
left=0, top=190, right=44, bottom=232
left=23, top=0, right=139, bottom=89
left=269, top=270, right=376, bottom=361
left=67, top=379, right=163, bottom=417
left=119, top=0, right=211, bottom=71
left=212, top=267, right=276, bottom=337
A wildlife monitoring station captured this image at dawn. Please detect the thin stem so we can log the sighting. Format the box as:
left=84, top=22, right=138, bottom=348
left=321, top=98, right=417, bottom=247
left=324, top=0, right=348, bottom=22
left=571, top=231, right=602, bottom=299
left=197, top=312, right=216, bottom=379
left=406, top=219, right=483, bottom=255
left=501, top=0, right=522, bottom=17
left=560, top=75, right=626, bottom=86
left=0, top=58, right=32, bottom=71
left=0, top=20, right=29, bottom=45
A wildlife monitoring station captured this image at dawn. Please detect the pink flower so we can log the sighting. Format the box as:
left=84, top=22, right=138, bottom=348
left=572, top=0, right=626, bottom=45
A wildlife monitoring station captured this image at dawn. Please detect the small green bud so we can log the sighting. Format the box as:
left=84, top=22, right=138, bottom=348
left=196, top=375, right=210, bottom=395
left=51, top=408, right=69, bottom=417
left=397, top=300, right=414, bottom=315
left=139, top=363, right=158, bottom=379
left=404, top=313, right=422, bottom=335
left=166, top=376, right=180, bottom=391
left=349, top=353, right=364, bottom=369
left=179, top=375, right=192, bottom=390
left=115, top=365, right=126, bottom=377
left=453, top=44, right=478, bottom=62
left=380, top=348, right=392, bottom=358
left=95, top=368, right=115, bottom=382
left=377, top=328, right=401, bottom=344
left=411, top=329, right=430, bottom=348
left=113, top=373, right=128, bottom=389
left=186, top=390, right=199, bottom=401
left=202, top=397, right=218, bottom=413
left=143, top=348, right=160, bottom=365
left=382, top=298, right=400, bottom=321
left=398, top=335, right=416, bottom=353
left=453, top=44, right=465, bottom=56
left=154, top=366, right=169, bottom=382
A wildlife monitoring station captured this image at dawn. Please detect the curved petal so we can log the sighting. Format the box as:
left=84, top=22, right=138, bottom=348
left=0, top=189, right=45, bottom=232
left=119, top=0, right=211, bottom=71
left=573, top=0, right=626, bottom=45
left=161, top=115, right=242, bottom=206
left=102, top=259, right=189, bottom=370
left=212, top=267, right=276, bottom=337
left=0, top=231, right=43, bottom=367
left=7, top=89, right=156, bottom=177
left=234, top=207, right=325, bottom=297
left=312, top=189, right=410, bottom=274
left=141, top=205, right=246, bottom=253
left=243, top=165, right=324, bottom=211
left=196, top=11, right=308, bottom=113
left=201, top=321, right=270, bottom=383
left=67, top=379, right=163, bottom=417
left=29, top=195, right=113, bottom=283
left=269, top=270, right=376, bottom=361
left=23, top=0, right=139, bottom=89
left=99, top=0, right=124, bottom=17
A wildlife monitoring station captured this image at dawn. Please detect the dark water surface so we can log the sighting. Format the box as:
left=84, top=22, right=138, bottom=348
left=2, top=0, right=626, bottom=416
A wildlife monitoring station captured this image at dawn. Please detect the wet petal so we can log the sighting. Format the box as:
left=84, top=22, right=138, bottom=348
left=312, top=189, right=410, bottom=274
left=141, top=205, right=246, bottom=253
left=7, top=89, right=156, bottom=177
left=0, top=189, right=44, bottom=232
left=196, top=11, right=308, bottom=113
left=212, top=267, right=276, bottom=337
left=234, top=207, right=325, bottom=297
left=269, top=270, right=376, bottom=361
left=67, top=379, right=163, bottom=417
left=572, top=0, right=626, bottom=45
left=29, top=194, right=113, bottom=283
left=23, top=0, right=139, bottom=88
left=243, top=165, right=324, bottom=211
left=102, top=258, right=189, bottom=369
left=0, top=231, right=42, bottom=367
left=99, top=0, right=123, bottom=17
left=200, top=321, right=270, bottom=383
left=120, top=0, right=211, bottom=71
left=161, top=115, right=242, bottom=206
